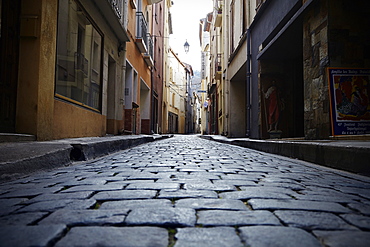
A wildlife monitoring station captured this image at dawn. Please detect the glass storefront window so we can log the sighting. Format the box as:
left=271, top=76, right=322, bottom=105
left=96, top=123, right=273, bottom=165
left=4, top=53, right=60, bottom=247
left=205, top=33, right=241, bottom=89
left=56, top=0, right=103, bottom=111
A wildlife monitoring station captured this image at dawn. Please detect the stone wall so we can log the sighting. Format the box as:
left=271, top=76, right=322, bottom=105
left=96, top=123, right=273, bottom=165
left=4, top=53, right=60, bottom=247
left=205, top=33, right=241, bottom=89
left=303, top=0, right=370, bottom=139
left=303, top=0, right=330, bottom=139
left=328, top=0, right=370, bottom=68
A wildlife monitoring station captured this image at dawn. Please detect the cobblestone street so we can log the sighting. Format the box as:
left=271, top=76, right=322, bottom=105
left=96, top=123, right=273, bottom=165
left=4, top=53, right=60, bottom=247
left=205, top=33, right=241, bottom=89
left=1, top=135, right=370, bottom=246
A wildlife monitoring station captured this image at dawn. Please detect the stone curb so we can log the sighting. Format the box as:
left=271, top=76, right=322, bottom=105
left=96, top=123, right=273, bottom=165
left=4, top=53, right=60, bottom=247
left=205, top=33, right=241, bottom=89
left=0, top=144, right=72, bottom=181
left=0, top=134, right=173, bottom=182
left=200, top=135, right=370, bottom=176
left=68, top=136, right=158, bottom=161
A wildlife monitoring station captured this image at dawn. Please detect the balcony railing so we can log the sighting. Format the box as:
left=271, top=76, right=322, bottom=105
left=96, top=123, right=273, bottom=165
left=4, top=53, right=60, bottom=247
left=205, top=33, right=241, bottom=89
left=135, top=12, right=154, bottom=66
left=136, top=12, right=148, bottom=41
left=107, top=0, right=122, bottom=19
left=147, top=34, right=153, bottom=58
left=143, top=34, right=154, bottom=67
left=136, top=12, right=149, bottom=52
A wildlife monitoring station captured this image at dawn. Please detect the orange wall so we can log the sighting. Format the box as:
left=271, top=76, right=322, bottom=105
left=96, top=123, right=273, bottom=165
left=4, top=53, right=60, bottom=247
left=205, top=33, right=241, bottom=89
left=53, top=99, right=106, bottom=139
left=126, top=41, right=151, bottom=85
left=126, top=1, right=151, bottom=87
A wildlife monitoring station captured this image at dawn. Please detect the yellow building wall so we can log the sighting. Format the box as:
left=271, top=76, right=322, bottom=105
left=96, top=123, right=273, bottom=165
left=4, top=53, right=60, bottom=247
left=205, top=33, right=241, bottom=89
left=17, top=0, right=57, bottom=140
left=179, top=115, right=185, bottom=134
left=16, top=0, right=122, bottom=140
left=53, top=100, right=106, bottom=139
left=15, top=0, right=153, bottom=140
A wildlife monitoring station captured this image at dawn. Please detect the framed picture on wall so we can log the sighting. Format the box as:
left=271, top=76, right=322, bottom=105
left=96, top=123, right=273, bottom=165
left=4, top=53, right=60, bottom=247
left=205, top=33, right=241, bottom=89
left=327, top=68, right=370, bottom=136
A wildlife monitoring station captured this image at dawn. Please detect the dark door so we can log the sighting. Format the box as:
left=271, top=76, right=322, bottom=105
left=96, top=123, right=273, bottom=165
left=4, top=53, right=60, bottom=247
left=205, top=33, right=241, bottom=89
left=211, top=93, right=217, bottom=134
left=151, top=93, right=158, bottom=133
left=0, top=0, right=21, bottom=132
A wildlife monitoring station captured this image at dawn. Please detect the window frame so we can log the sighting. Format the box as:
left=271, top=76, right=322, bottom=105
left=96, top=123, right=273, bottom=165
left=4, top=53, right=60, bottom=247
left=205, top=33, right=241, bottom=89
left=55, top=0, right=104, bottom=113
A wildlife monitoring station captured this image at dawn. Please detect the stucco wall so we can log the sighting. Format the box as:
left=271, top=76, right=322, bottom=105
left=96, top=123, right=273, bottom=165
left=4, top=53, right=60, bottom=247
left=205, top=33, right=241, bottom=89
left=16, top=0, right=128, bottom=140
left=16, top=0, right=57, bottom=140
left=229, top=79, right=246, bottom=137
left=53, top=99, right=105, bottom=139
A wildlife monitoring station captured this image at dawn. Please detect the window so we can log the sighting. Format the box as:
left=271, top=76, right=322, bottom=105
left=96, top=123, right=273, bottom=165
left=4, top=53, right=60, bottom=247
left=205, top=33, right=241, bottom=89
left=170, top=67, right=173, bottom=82
left=230, top=0, right=235, bottom=53
left=55, top=0, right=103, bottom=111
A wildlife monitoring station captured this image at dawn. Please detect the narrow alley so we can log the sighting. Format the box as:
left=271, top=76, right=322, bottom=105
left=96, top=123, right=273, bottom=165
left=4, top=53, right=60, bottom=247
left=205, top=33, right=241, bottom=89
left=1, top=135, right=370, bottom=246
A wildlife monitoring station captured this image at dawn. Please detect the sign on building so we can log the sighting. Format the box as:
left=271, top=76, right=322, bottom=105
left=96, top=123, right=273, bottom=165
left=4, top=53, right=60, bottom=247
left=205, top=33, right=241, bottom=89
left=327, top=68, right=370, bottom=136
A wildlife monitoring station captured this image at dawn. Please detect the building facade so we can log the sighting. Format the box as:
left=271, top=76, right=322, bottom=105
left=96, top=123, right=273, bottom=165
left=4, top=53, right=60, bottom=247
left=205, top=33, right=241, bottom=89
left=199, top=13, right=212, bottom=135
left=161, top=0, right=173, bottom=134
left=124, top=0, right=154, bottom=135
left=210, top=0, right=370, bottom=139
left=209, top=5, right=223, bottom=135
left=184, top=64, right=194, bottom=134
left=0, top=0, right=130, bottom=140
left=150, top=1, right=165, bottom=134
left=164, top=48, right=188, bottom=134
left=223, top=0, right=257, bottom=138
left=302, top=0, right=370, bottom=138
left=0, top=0, right=170, bottom=141
left=55, top=0, right=130, bottom=138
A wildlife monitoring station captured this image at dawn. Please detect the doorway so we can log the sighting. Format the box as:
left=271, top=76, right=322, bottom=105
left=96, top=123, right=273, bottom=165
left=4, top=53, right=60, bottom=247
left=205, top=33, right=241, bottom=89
left=106, top=55, right=117, bottom=134
left=0, top=0, right=21, bottom=132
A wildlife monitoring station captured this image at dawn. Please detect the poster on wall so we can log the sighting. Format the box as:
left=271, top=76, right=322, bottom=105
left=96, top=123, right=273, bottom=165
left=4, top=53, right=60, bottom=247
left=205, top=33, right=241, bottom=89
left=327, top=68, right=370, bottom=136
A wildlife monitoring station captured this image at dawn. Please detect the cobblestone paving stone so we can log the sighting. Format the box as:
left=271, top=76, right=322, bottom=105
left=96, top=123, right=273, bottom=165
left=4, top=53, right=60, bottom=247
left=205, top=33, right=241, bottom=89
left=0, top=135, right=370, bottom=246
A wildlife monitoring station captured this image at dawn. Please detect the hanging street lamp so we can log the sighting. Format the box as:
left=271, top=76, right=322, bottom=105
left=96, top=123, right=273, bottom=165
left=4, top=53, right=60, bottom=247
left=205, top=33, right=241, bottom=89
left=184, top=40, right=190, bottom=53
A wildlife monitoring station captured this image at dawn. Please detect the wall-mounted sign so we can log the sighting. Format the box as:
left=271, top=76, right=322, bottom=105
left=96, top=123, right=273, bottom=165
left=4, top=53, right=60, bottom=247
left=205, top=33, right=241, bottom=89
left=327, top=68, right=370, bottom=136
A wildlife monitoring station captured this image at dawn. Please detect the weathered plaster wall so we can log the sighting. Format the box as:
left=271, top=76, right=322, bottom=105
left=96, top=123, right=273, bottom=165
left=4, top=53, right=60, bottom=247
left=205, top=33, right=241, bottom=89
left=17, top=0, right=57, bottom=140
left=53, top=99, right=105, bottom=139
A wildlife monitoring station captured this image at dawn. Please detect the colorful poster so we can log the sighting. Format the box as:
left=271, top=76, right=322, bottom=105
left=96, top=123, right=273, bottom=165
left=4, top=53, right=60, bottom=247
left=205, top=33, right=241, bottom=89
left=327, top=68, right=370, bottom=136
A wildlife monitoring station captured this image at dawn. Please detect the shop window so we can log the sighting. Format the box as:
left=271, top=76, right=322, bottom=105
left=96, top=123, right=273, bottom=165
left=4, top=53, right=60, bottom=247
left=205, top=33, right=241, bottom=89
left=55, top=0, right=103, bottom=111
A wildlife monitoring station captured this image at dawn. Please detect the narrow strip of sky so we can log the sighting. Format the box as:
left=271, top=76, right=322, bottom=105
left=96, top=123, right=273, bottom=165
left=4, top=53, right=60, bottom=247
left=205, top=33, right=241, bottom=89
left=169, top=0, right=213, bottom=72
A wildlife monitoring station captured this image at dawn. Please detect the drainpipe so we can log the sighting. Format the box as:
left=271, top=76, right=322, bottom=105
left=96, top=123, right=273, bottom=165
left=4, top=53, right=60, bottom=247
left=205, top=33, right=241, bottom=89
left=246, top=29, right=251, bottom=137
left=150, top=66, right=154, bottom=134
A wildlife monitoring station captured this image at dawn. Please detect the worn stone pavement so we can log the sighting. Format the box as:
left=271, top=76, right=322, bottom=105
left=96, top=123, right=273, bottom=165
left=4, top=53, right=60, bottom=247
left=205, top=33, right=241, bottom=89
left=0, top=135, right=370, bottom=247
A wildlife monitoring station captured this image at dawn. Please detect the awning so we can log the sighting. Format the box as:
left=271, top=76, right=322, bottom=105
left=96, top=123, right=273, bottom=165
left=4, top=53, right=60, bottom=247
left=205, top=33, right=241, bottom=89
left=257, top=0, right=314, bottom=60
